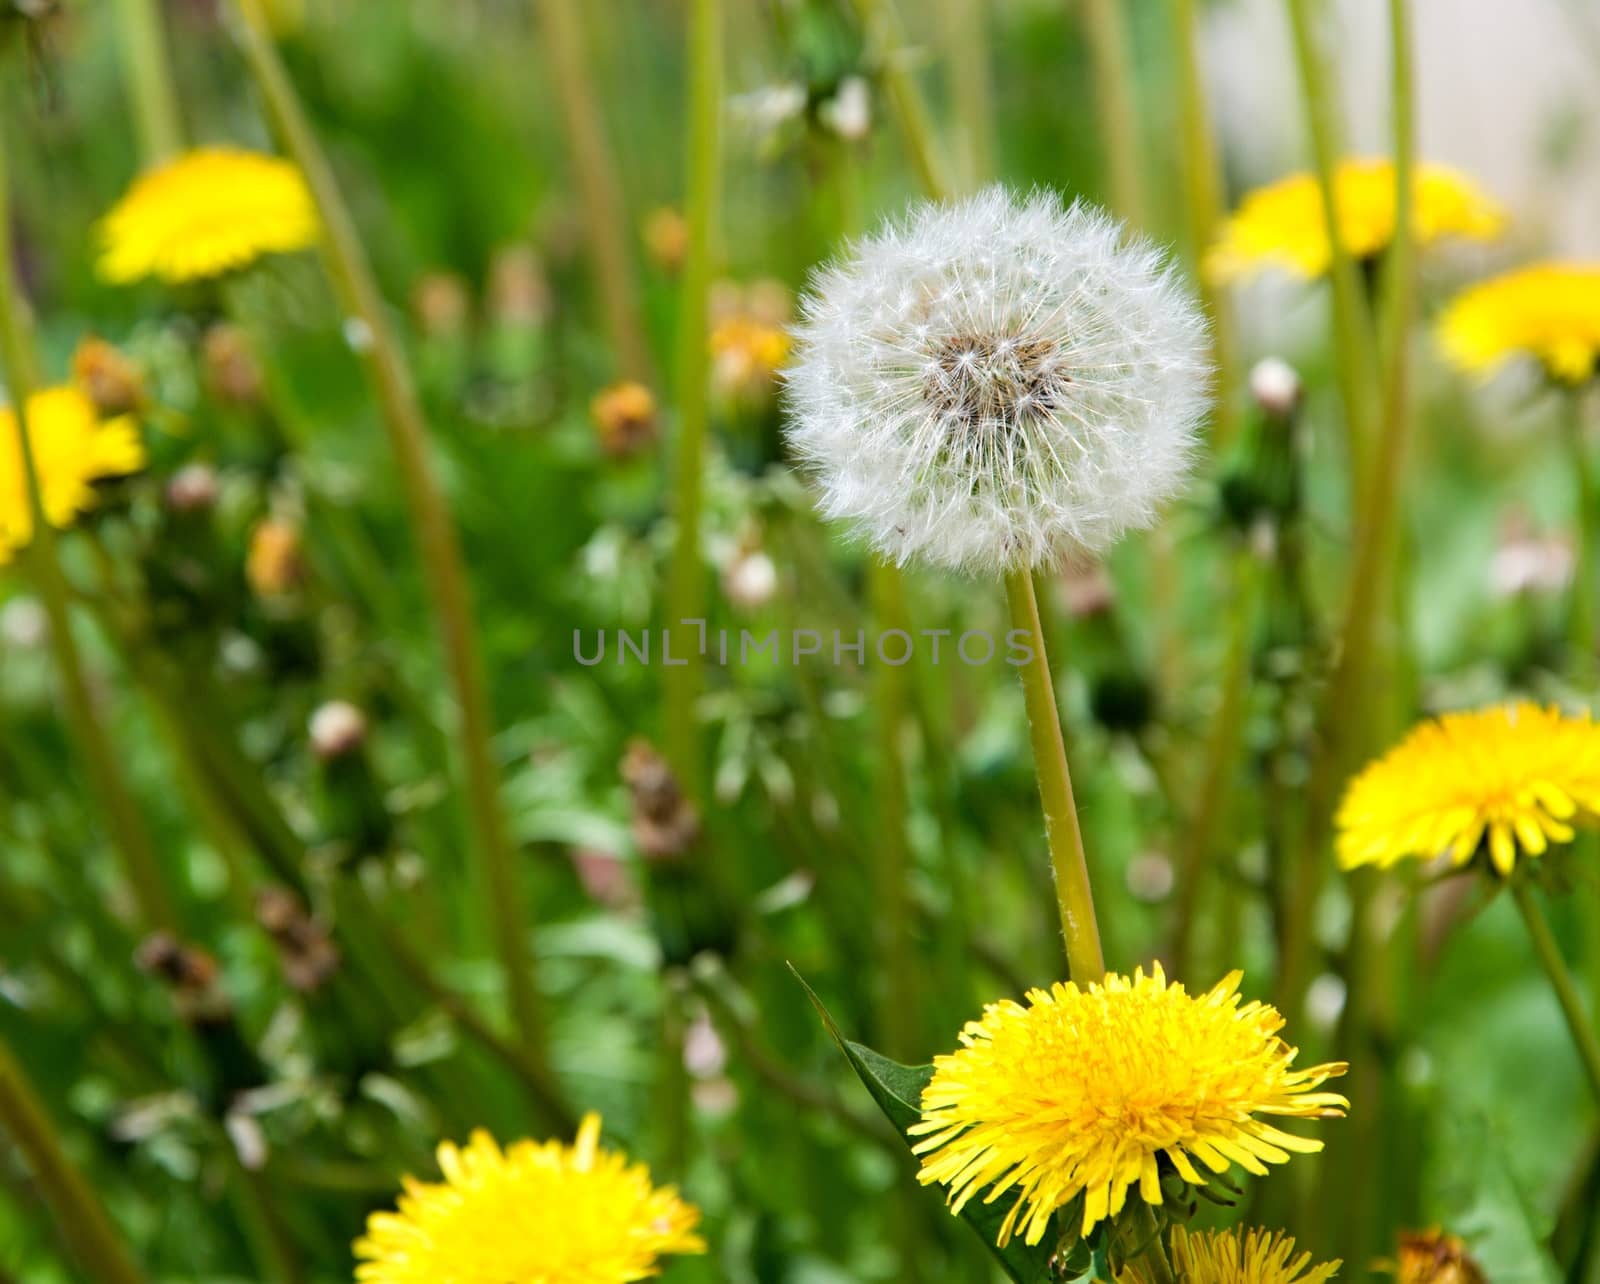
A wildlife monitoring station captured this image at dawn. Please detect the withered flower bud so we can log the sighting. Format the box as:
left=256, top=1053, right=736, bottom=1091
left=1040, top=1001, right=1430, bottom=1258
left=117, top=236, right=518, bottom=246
left=246, top=517, right=306, bottom=598
left=1061, top=562, right=1115, bottom=618
left=309, top=699, right=367, bottom=760
left=165, top=462, right=221, bottom=513
left=411, top=272, right=471, bottom=339
left=71, top=336, right=146, bottom=416
left=135, top=932, right=231, bottom=1025
left=590, top=380, right=658, bottom=459
left=488, top=244, right=552, bottom=328
left=621, top=739, right=700, bottom=861
left=203, top=323, right=265, bottom=408
left=254, top=887, right=341, bottom=993
left=642, top=206, right=689, bottom=273
left=1386, top=1230, right=1486, bottom=1284
left=1249, top=356, right=1303, bottom=420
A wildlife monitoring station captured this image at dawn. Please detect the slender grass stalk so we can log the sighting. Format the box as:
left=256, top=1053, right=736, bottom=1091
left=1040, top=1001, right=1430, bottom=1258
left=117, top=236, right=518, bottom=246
left=535, top=0, right=653, bottom=382
left=0, top=1037, right=149, bottom=1284
left=1169, top=547, right=1258, bottom=979
left=0, top=136, right=177, bottom=933
left=1280, top=0, right=1411, bottom=1019
left=661, top=0, right=722, bottom=800
left=938, top=0, right=994, bottom=190
left=1565, top=389, right=1595, bottom=672
left=870, top=559, right=920, bottom=1056
left=1512, top=881, right=1600, bottom=1104
left=1283, top=0, right=1377, bottom=498
left=112, top=0, right=184, bottom=165
left=1080, top=0, right=1147, bottom=225
left=847, top=0, right=952, bottom=201
left=1006, top=569, right=1106, bottom=982
left=230, top=0, right=549, bottom=1059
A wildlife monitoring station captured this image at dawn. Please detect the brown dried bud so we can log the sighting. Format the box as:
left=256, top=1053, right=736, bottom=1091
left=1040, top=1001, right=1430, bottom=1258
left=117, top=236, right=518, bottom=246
left=487, top=244, right=551, bottom=328
left=620, top=739, right=700, bottom=861
left=203, top=323, right=265, bottom=408
left=135, top=932, right=232, bottom=1024
left=254, top=887, right=341, bottom=993
left=411, top=272, right=471, bottom=339
left=570, top=847, right=639, bottom=913
left=308, top=699, right=367, bottom=760
left=1387, top=1231, right=1486, bottom=1284
left=1061, top=562, right=1115, bottom=618
left=642, top=206, right=689, bottom=273
left=71, top=336, right=146, bottom=416
left=246, top=517, right=306, bottom=598
left=166, top=462, right=221, bottom=514
left=590, top=381, right=658, bottom=459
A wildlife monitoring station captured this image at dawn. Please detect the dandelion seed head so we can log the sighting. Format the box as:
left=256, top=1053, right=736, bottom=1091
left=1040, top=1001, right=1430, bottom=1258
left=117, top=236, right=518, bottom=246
left=784, top=187, right=1212, bottom=575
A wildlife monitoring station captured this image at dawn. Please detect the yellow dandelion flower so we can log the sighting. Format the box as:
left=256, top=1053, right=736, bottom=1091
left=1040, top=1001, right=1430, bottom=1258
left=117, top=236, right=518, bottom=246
left=0, top=386, right=145, bottom=564
left=909, top=965, right=1348, bottom=1246
left=98, top=147, right=318, bottom=285
left=354, top=1113, right=705, bottom=1284
left=1208, top=159, right=1503, bottom=284
left=1437, top=263, right=1600, bottom=385
left=1119, top=1226, right=1340, bottom=1284
left=1336, top=702, right=1600, bottom=876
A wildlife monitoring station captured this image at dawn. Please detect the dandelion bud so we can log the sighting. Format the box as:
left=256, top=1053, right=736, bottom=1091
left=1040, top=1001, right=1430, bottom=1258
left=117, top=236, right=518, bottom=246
left=165, top=462, right=221, bottom=513
left=1389, top=1230, right=1486, bottom=1284
left=821, top=75, right=873, bottom=142
left=71, top=336, right=146, bottom=416
left=621, top=739, right=700, bottom=861
left=642, top=206, right=689, bottom=273
left=786, top=188, right=1210, bottom=574
left=309, top=699, right=367, bottom=760
left=1249, top=356, right=1303, bottom=420
left=487, top=244, right=551, bottom=328
left=411, top=271, right=471, bottom=339
left=722, top=546, right=778, bottom=610
left=203, top=323, right=265, bottom=407
left=590, top=380, right=658, bottom=458
left=246, top=517, right=306, bottom=598
left=255, top=886, right=341, bottom=993
left=135, top=932, right=231, bottom=1026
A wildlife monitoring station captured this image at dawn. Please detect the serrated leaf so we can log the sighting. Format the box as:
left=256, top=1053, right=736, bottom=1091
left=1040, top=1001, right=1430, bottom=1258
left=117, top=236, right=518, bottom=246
left=791, top=965, right=1061, bottom=1284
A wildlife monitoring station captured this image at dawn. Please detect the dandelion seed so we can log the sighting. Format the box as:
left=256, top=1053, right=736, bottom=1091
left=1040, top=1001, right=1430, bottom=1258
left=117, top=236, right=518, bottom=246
left=1119, top=1226, right=1341, bottom=1284
left=0, top=386, right=145, bottom=564
left=1438, top=262, right=1600, bottom=386
left=910, top=965, right=1347, bottom=1245
left=1208, top=159, right=1503, bottom=284
left=784, top=187, right=1211, bottom=575
left=1336, top=702, right=1600, bottom=876
left=97, top=147, right=317, bottom=285
left=353, top=1114, right=705, bottom=1284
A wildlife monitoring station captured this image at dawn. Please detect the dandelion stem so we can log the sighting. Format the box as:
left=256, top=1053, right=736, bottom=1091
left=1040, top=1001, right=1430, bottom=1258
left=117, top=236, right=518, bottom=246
left=938, top=0, right=994, bottom=189
left=1080, top=0, right=1147, bottom=226
left=230, top=0, right=551, bottom=1062
left=662, top=0, right=722, bottom=800
left=1005, top=569, right=1106, bottom=982
left=112, top=0, right=184, bottom=165
left=535, top=0, right=653, bottom=383
left=1512, top=880, right=1600, bottom=1104
left=1283, top=0, right=1378, bottom=497
left=847, top=0, right=953, bottom=201
left=0, top=1037, right=149, bottom=1284
left=0, top=135, right=177, bottom=934
left=1564, top=388, right=1596, bottom=673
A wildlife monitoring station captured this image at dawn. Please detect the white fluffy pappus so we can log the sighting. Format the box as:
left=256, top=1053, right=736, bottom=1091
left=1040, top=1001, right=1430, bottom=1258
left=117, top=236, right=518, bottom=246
left=783, top=187, right=1213, bottom=575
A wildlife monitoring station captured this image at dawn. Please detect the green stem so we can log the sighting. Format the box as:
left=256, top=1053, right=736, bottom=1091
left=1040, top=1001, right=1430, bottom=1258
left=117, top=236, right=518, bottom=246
left=1169, top=547, right=1258, bottom=979
left=1512, top=880, right=1600, bottom=1104
left=0, top=1038, right=149, bottom=1284
left=1565, top=389, right=1595, bottom=672
left=231, top=0, right=550, bottom=1061
left=1081, top=0, right=1147, bottom=225
left=938, top=0, right=994, bottom=189
left=1281, top=0, right=1413, bottom=1020
left=535, top=0, right=653, bottom=383
left=847, top=0, right=953, bottom=201
left=662, top=0, right=722, bottom=800
left=0, top=134, right=177, bottom=933
left=112, top=0, right=184, bottom=165
left=1126, top=1201, right=1176, bottom=1284
left=1005, top=569, right=1106, bottom=982
left=871, top=560, right=920, bottom=1057
left=1284, top=0, right=1378, bottom=500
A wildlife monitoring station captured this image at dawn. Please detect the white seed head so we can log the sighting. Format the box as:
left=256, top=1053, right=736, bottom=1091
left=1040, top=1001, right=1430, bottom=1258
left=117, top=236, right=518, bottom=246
left=784, top=187, right=1211, bottom=576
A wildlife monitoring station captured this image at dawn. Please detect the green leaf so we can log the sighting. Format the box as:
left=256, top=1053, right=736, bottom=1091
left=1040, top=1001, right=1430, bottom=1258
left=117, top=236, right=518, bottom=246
left=791, top=966, right=1062, bottom=1284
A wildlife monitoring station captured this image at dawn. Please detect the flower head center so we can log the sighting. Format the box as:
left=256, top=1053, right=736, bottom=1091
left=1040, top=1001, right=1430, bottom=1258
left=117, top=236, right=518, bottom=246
left=925, top=333, right=1071, bottom=429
